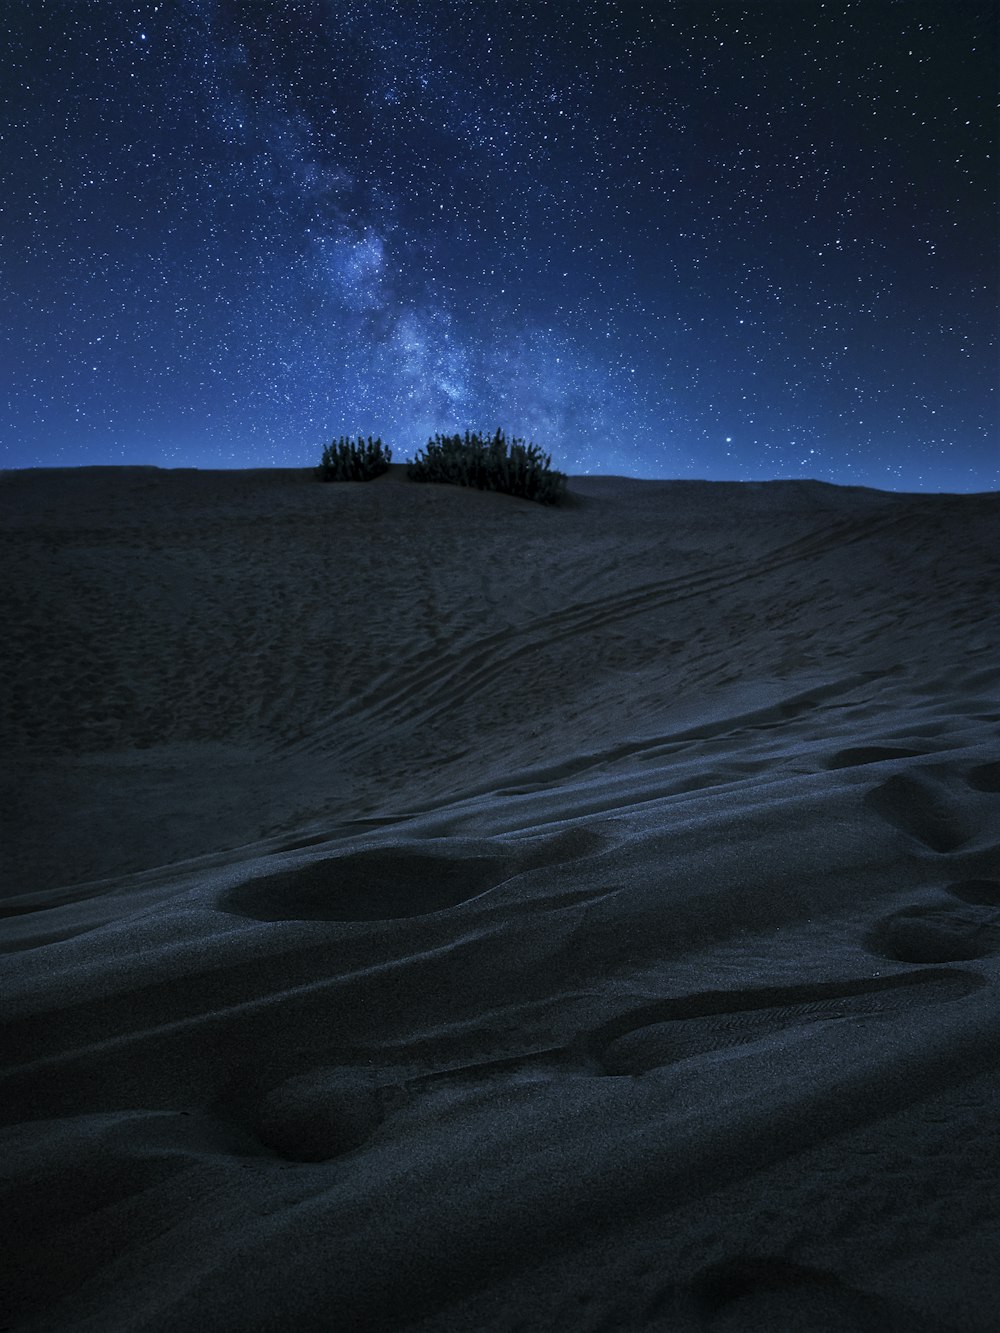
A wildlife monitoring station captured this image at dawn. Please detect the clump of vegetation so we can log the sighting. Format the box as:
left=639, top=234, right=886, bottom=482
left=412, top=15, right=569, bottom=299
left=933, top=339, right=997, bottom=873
left=407, top=429, right=567, bottom=505
left=316, top=435, right=392, bottom=482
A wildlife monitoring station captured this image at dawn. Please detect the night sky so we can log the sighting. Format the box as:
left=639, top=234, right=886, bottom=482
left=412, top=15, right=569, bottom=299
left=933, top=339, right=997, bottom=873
left=2, top=2, right=997, bottom=490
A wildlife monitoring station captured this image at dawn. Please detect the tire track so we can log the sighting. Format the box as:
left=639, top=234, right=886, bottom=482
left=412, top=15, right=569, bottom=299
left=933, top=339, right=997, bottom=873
left=279, top=506, right=924, bottom=757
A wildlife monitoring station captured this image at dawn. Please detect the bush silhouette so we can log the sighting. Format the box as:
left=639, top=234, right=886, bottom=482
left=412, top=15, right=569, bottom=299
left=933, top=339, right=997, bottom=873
left=316, top=435, right=392, bottom=482
left=407, top=430, right=566, bottom=504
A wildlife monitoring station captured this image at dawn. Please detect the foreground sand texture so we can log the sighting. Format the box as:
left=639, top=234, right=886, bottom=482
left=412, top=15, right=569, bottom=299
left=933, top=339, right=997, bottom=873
left=2, top=466, right=999, bottom=1331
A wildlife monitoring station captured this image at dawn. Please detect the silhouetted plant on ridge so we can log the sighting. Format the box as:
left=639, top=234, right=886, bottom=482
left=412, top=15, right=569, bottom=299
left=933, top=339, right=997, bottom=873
left=316, top=435, right=392, bottom=482
left=407, top=429, right=567, bottom=504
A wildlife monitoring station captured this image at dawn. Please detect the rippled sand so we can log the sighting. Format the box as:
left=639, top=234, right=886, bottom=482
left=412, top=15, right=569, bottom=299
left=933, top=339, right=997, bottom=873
left=2, top=466, right=999, bottom=1331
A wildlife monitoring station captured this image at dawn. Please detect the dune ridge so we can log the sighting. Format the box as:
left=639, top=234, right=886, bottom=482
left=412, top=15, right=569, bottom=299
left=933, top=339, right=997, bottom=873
left=2, top=467, right=999, bottom=1331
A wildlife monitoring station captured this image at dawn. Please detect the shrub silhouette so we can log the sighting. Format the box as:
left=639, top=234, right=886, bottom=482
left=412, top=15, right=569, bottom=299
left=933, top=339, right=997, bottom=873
left=316, top=435, right=392, bottom=482
left=407, top=430, right=566, bottom=504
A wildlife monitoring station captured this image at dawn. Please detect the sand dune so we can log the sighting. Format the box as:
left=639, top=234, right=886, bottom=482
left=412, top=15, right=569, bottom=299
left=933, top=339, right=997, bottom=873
left=2, top=466, right=999, bottom=1330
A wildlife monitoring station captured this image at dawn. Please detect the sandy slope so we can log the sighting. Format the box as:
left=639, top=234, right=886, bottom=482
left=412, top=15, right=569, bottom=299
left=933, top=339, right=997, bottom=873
left=1, top=466, right=999, bottom=1331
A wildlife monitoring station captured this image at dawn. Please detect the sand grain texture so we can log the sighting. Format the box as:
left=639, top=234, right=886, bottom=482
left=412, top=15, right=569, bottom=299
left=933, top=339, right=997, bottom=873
left=2, top=466, right=999, bottom=1331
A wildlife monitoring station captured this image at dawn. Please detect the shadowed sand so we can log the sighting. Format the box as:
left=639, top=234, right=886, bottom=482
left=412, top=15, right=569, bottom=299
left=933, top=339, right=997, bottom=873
left=1, top=466, right=999, bottom=1331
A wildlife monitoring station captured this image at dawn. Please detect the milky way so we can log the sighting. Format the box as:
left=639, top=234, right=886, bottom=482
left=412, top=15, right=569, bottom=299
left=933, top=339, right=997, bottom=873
left=2, top=1, right=996, bottom=489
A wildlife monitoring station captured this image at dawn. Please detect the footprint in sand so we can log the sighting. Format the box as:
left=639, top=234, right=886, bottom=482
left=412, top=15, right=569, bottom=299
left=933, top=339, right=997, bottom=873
left=865, top=760, right=1000, bottom=855
left=876, top=880, right=1000, bottom=964
left=587, top=970, right=980, bottom=1076
left=966, top=761, right=1000, bottom=793
left=824, top=745, right=924, bottom=770
left=865, top=771, right=968, bottom=853
left=220, top=845, right=511, bottom=921
left=424, top=969, right=983, bottom=1090
left=668, top=1256, right=950, bottom=1333
left=220, top=827, right=609, bottom=923
left=948, top=878, right=1000, bottom=906
left=255, top=1068, right=385, bottom=1162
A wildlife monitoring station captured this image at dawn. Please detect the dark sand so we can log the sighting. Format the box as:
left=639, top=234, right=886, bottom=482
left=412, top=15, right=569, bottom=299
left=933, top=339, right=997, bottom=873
left=2, top=466, right=999, bottom=1331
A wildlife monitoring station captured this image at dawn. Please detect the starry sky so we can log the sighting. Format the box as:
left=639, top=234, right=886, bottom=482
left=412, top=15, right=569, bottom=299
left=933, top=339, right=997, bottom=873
left=2, top=1, right=997, bottom=490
